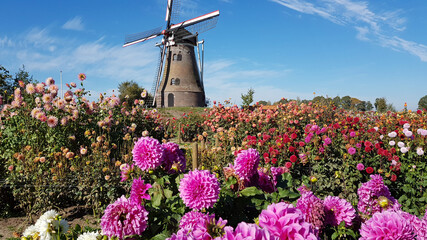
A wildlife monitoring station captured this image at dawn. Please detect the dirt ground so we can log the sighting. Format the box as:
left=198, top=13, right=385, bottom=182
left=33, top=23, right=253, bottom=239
left=0, top=207, right=98, bottom=239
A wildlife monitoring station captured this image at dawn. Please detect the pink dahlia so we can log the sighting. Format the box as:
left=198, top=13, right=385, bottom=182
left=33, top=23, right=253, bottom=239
left=162, top=142, right=186, bottom=174
left=167, top=229, right=195, bottom=240
left=323, top=196, right=355, bottom=227
left=360, top=210, right=415, bottom=240
left=296, top=190, right=325, bottom=232
left=258, top=202, right=317, bottom=239
left=130, top=177, right=152, bottom=205
left=221, top=222, right=277, bottom=240
left=400, top=211, right=427, bottom=239
left=179, top=211, right=212, bottom=231
left=179, top=169, right=220, bottom=210
left=100, top=196, right=148, bottom=239
left=192, top=215, right=228, bottom=239
left=132, top=137, right=164, bottom=171
left=357, top=174, right=400, bottom=216
left=233, top=148, right=260, bottom=180
left=46, top=116, right=58, bottom=128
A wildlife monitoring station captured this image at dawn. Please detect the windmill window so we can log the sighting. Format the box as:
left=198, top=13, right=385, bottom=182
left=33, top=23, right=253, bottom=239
left=171, top=78, right=180, bottom=85
left=177, top=54, right=182, bottom=61
left=173, top=54, right=177, bottom=61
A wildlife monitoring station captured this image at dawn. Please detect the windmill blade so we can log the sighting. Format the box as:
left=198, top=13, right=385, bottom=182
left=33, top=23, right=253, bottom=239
left=169, top=10, right=219, bottom=32
left=123, top=27, right=162, bottom=47
left=152, top=43, right=167, bottom=106
left=165, top=0, right=181, bottom=23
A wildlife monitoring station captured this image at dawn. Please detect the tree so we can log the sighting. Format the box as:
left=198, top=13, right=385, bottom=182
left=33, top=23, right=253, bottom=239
left=332, top=96, right=341, bottom=108
left=13, top=65, right=34, bottom=86
left=241, top=88, right=254, bottom=107
left=366, top=101, right=373, bottom=111
left=341, top=96, right=352, bottom=110
left=355, top=101, right=367, bottom=111
left=418, top=95, right=427, bottom=110
left=375, top=98, right=387, bottom=113
left=118, top=81, right=150, bottom=107
left=0, top=65, right=12, bottom=98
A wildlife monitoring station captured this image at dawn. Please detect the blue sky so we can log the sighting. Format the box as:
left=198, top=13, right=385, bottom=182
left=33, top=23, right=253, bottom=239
left=1, top=0, right=427, bottom=110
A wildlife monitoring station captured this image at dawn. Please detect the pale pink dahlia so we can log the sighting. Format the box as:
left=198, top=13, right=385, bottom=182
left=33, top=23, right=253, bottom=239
left=360, top=210, right=415, bottom=240
left=132, top=137, right=164, bottom=171
left=296, top=190, right=325, bottom=232
left=179, top=170, right=220, bottom=210
left=221, top=222, right=278, bottom=240
left=233, top=148, right=260, bottom=180
left=162, top=142, right=186, bottom=174
left=323, top=196, right=355, bottom=227
left=130, top=177, right=152, bottom=205
left=46, top=116, right=58, bottom=128
left=358, top=174, right=400, bottom=216
left=258, top=202, right=317, bottom=239
left=179, top=211, right=212, bottom=231
left=100, top=196, right=148, bottom=239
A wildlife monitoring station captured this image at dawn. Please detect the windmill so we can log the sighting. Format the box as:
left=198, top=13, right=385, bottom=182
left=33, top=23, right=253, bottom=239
left=123, top=0, right=219, bottom=107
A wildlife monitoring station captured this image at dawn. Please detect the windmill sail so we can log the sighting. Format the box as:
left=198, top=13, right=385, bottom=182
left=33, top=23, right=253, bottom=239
left=169, top=10, right=219, bottom=32
left=123, top=27, right=162, bottom=47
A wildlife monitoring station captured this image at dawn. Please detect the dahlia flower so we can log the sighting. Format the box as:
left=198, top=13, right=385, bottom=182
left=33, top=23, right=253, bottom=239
left=221, top=222, right=277, bottom=240
left=400, top=211, right=427, bottom=239
left=357, top=174, right=400, bottom=216
left=47, top=116, right=58, bottom=128
left=257, top=168, right=275, bottom=193
left=23, top=210, right=69, bottom=240
left=179, top=169, right=220, bottom=210
left=296, top=190, right=325, bottom=231
left=360, top=211, right=415, bottom=240
left=233, top=148, right=260, bottom=180
left=76, top=231, right=100, bottom=240
left=192, top=215, right=228, bottom=239
left=179, top=211, right=212, bottom=231
left=162, top=142, right=186, bottom=173
left=167, top=231, right=195, bottom=240
left=100, top=196, right=148, bottom=239
left=357, top=163, right=365, bottom=171
left=258, top=202, right=317, bottom=239
left=132, top=137, right=164, bottom=171
left=323, top=196, right=355, bottom=227
left=130, top=177, right=152, bottom=205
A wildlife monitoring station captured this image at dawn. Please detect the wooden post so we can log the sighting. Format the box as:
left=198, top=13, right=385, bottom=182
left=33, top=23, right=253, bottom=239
left=192, top=142, right=198, bottom=170
left=200, top=138, right=205, bottom=151
left=178, top=123, right=181, bottom=144
left=215, top=134, right=219, bottom=147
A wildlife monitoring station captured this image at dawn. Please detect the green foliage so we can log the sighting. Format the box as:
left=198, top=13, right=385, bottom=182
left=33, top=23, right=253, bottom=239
left=178, top=112, right=205, bottom=142
left=241, top=88, right=254, bottom=107
left=118, top=80, right=152, bottom=108
left=418, top=95, right=427, bottom=110
left=375, top=97, right=387, bottom=112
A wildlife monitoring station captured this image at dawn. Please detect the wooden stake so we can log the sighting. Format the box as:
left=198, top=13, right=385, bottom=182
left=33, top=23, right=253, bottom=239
left=192, top=142, right=198, bottom=170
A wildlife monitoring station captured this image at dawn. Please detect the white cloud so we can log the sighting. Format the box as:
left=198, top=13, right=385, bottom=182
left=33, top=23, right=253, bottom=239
left=271, top=0, right=427, bottom=62
left=0, top=36, right=14, bottom=47
left=62, top=16, right=84, bottom=31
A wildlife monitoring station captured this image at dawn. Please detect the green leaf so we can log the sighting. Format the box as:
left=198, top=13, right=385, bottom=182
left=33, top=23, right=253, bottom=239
left=240, top=187, right=263, bottom=197
left=164, top=189, right=173, bottom=199
left=150, top=233, right=169, bottom=240
left=152, top=192, right=163, bottom=207
left=331, top=232, right=339, bottom=240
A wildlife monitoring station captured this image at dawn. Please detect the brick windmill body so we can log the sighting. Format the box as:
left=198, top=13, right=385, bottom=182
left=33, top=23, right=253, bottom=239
left=123, top=0, right=219, bottom=107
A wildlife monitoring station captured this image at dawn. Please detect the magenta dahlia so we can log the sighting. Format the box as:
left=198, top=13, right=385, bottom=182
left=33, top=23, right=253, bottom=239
left=400, top=211, right=427, bottom=239
left=129, top=177, right=152, bottom=205
left=357, top=174, right=400, bottom=216
left=192, top=215, right=228, bottom=240
left=296, top=190, right=325, bottom=232
left=132, top=137, right=164, bottom=171
left=221, top=222, right=278, bottom=240
left=323, top=196, right=355, bottom=227
left=179, top=211, right=212, bottom=231
left=360, top=210, right=415, bottom=240
left=258, top=202, right=317, bottom=239
left=162, top=142, right=186, bottom=174
left=179, top=169, right=220, bottom=210
left=100, top=196, right=149, bottom=239
left=167, top=229, right=195, bottom=240
left=233, top=148, right=260, bottom=180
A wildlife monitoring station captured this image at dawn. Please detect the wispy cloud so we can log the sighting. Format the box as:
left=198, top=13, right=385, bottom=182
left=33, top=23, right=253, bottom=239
left=0, top=36, right=14, bottom=47
left=62, top=16, right=85, bottom=31
left=271, top=0, right=427, bottom=62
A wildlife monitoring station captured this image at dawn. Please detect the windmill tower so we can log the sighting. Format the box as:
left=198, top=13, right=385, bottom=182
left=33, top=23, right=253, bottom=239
left=123, top=0, right=219, bottom=107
